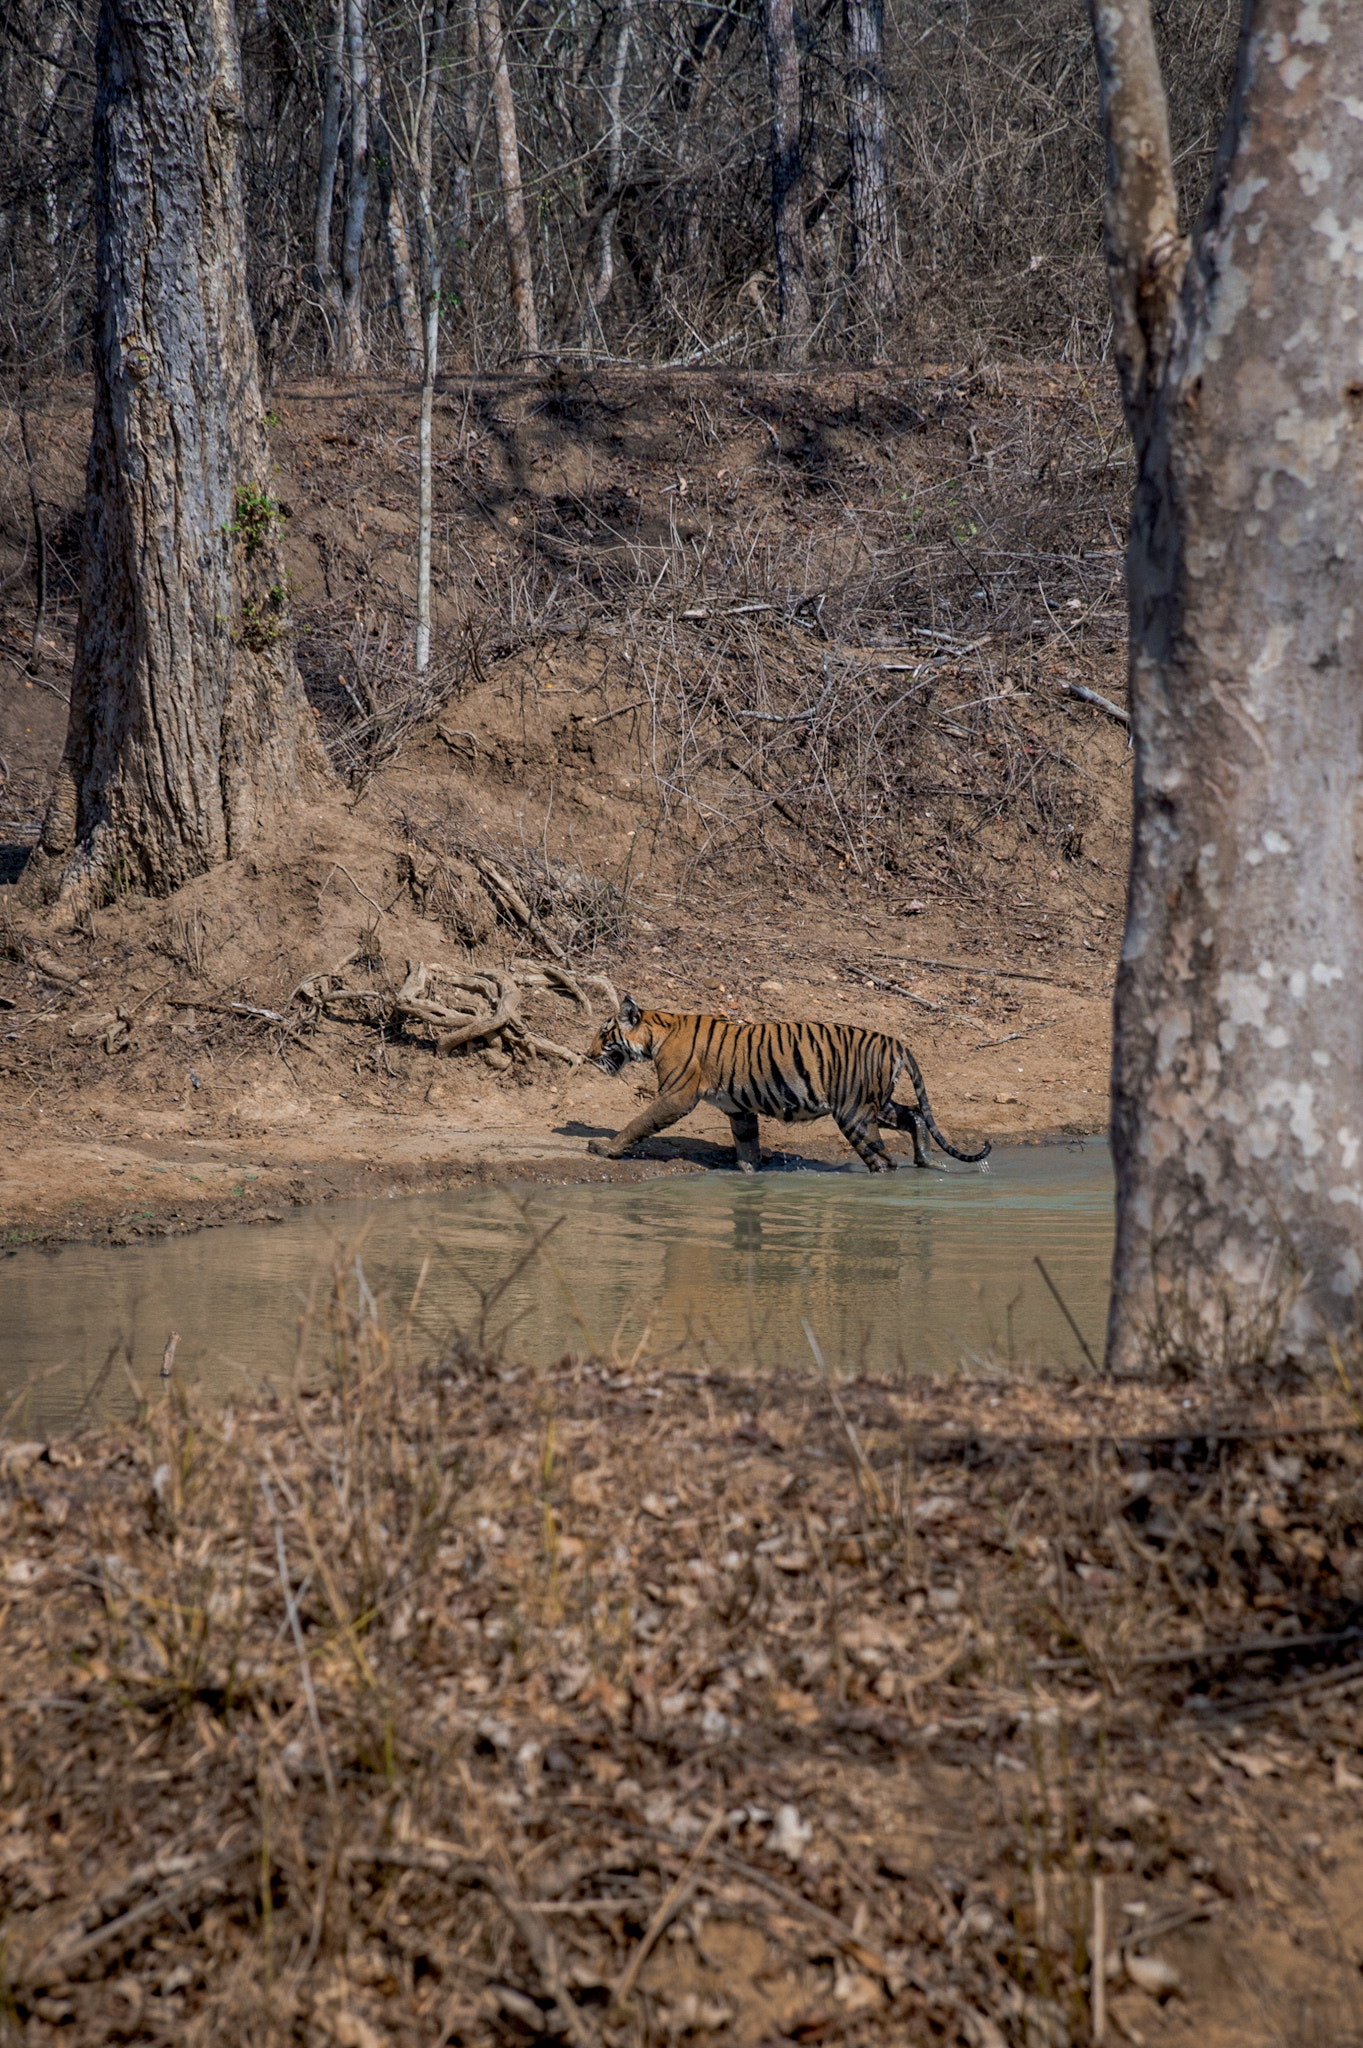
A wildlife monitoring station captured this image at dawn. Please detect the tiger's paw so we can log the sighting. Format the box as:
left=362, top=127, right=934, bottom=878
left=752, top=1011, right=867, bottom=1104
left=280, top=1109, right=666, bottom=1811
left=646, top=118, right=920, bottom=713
left=737, top=1160, right=757, bottom=1175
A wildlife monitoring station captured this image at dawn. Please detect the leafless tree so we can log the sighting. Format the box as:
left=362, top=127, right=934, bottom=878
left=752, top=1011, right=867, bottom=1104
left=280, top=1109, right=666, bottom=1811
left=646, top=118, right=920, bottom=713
left=477, top=0, right=538, bottom=360
left=313, top=0, right=346, bottom=347
left=581, top=0, right=634, bottom=356
left=3, top=0, right=1250, bottom=381
left=762, top=0, right=811, bottom=364
left=373, top=57, right=424, bottom=376
left=339, top=0, right=371, bottom=369
left=1094, top=0, right=1363, bottom=1374
left=398, top=0, right=452, bottom=667
left=23, top=0, right=322, bottom=910
left=844, top=0, right=894, bottom=340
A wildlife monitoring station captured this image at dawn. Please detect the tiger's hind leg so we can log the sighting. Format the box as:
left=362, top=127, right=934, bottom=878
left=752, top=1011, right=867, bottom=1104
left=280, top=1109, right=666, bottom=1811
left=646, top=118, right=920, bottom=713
left=587, top=1090, right=699, bottom=1160
left=835, top=1108, right=896, bottom=1173
left=882, top=1101, right=933, bottom=1168
left=728, top=1110, right=762, bottom=1174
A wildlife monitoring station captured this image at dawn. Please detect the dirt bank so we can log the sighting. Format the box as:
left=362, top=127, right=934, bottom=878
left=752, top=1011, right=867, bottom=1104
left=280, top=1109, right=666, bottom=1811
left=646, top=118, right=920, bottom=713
left=1, top=363, right=1129, bottom=1247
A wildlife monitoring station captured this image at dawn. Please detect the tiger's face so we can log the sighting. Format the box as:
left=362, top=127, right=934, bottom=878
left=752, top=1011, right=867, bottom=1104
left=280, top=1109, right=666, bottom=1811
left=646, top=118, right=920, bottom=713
left=586, top=995, right=651, bottom=1075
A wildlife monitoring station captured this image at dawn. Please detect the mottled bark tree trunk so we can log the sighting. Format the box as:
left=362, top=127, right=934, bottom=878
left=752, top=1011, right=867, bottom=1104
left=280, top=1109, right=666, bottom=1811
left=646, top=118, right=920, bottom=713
left=27, top=0, right=322, bottom=910
left=761, top=0, right=810, bottom=366
left=477, top=0, right=538, bottom=361
left=843, top=0, right=893, bottom=338
left=1094, top=0, right=1363, bottom=1374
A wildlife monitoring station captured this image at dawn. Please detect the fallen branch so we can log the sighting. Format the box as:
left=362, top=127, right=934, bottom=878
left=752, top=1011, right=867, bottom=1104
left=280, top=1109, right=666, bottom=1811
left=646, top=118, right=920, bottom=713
left=873, top=953, right=1085, bottom=990
left=319, top=862, right=393, bottom=923
left=613, top=1809, right=724, bottom=2008
left=24, top=1848, right=250, bottom=1981
left=846, top=965, right=948, bottom=1013
left=512, top=958, right=620, bottom=1016
left=468, top=852, right=567, bottom=962
left=1061, top=680, right=1129, bottom=727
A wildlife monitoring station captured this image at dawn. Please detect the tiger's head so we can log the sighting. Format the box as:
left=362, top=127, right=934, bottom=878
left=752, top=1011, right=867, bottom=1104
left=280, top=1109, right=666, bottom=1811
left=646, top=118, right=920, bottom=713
left=586, top=994, right=653, bottom=1076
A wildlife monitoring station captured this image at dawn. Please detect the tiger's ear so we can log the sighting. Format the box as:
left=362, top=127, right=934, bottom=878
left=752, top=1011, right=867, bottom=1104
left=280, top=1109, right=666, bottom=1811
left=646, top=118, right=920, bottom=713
left=620, top=993, right=642, bottom=1028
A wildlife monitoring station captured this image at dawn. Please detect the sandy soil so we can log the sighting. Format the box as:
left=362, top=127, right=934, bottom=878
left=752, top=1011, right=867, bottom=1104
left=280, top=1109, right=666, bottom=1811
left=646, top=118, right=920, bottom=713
left=1, top=364, right=1130, bottom=1248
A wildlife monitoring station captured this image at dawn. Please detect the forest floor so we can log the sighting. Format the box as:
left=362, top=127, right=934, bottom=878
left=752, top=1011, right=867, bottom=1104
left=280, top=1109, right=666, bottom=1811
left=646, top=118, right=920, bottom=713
left=1, top=1289, right=1362, bottom=2048
left=0, top=360, right=1131, bottom=1247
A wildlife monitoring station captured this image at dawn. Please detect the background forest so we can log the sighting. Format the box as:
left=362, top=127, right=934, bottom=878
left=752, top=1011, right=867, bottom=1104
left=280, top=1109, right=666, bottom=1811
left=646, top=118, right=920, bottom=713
left=4, top=0, right=1239, bottom=385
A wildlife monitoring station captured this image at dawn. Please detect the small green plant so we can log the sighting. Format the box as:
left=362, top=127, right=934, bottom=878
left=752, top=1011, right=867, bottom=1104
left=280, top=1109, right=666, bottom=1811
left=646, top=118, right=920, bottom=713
left=229, top=484, right=283, bottom=558
left=240, top=583, right=288, bottom=651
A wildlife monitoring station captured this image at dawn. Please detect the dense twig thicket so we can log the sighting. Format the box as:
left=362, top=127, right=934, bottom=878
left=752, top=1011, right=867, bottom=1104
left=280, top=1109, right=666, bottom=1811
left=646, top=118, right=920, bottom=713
left=3, top=0, right=1238, bottom=384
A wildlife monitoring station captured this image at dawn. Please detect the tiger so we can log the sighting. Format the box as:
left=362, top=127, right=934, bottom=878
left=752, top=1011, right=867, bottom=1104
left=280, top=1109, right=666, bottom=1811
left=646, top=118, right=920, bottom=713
left=584, top=996, right=990, bottom=1174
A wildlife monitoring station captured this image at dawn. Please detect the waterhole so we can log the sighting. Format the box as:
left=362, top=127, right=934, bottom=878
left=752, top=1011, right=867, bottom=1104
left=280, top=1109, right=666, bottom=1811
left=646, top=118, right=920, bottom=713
left=3, top=1142, right=1113, bottom=1433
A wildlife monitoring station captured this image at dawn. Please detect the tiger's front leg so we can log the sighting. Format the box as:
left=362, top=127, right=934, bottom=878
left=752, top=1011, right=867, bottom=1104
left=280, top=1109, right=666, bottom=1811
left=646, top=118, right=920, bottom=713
left=587, top=1090, right=699, bottom=1160
left=728, top=1110, right=762, bottom=1174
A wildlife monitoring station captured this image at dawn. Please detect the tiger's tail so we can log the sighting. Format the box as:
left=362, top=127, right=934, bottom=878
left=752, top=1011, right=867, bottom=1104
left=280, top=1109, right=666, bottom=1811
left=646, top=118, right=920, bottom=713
left=890, top=1042, right=991, bottom=1163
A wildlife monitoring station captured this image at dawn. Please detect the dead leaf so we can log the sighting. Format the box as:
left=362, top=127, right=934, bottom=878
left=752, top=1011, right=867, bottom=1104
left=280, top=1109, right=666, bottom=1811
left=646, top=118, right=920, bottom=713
left=772, top=1686, right=820, bottom=1727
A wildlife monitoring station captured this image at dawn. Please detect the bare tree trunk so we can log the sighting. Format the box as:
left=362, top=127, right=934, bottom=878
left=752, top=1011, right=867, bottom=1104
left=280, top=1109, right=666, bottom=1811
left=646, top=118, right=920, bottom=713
left=582, top=0, right=633, bottom=356
left=314, top=0, right=346, bottom=350
left=339, top=0, right=370, bottom=372
left=372, top=57, right=422, bottom=376
left=762, top=0, right=810, bottom=366
left=18, top=402, right=47, bottom=676
left=477, top=0, right=537, bottom=361
left=449, top=0, right=479, bottom=336
left=25, top=0, right=322, bottom=910
left=413, top=0, right=450, bottom=671
left=843, top=0, right=893, bottom=339
left=384, top=180, right=422, bottom=376
left=1093, top=0, right=1363, bottom=1375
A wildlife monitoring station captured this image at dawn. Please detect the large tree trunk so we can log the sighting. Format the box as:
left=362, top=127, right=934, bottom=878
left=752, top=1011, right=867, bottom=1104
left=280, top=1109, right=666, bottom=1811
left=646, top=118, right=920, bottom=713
left=1093, top=0, right=1363, bottom=1375
left=27, top=0, right=322, bottom=910
left=477, top=0, right=538, bottom=362
left=762, top=0, right=811, bottom=365
left=843, top=0, right=894, bottom=339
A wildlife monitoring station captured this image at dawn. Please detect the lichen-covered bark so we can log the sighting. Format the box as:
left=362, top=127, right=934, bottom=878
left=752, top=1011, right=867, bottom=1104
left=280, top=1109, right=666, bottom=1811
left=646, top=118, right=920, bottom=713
left=31, top=0, right=322, bottom=907
left=1098, top=0, right=1363, bottom=1372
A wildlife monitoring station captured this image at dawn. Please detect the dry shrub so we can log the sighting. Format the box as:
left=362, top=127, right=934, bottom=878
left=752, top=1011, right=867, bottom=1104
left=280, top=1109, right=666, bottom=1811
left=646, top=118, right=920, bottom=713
left=295, top=605, right=466, bottom=787
left=432, top=371, right=1128, bottom=888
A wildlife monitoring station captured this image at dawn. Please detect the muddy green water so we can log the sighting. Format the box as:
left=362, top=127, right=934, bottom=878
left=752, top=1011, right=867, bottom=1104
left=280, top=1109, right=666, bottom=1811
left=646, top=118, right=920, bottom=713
left=2, top=1142, right=1113, bottom=1433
